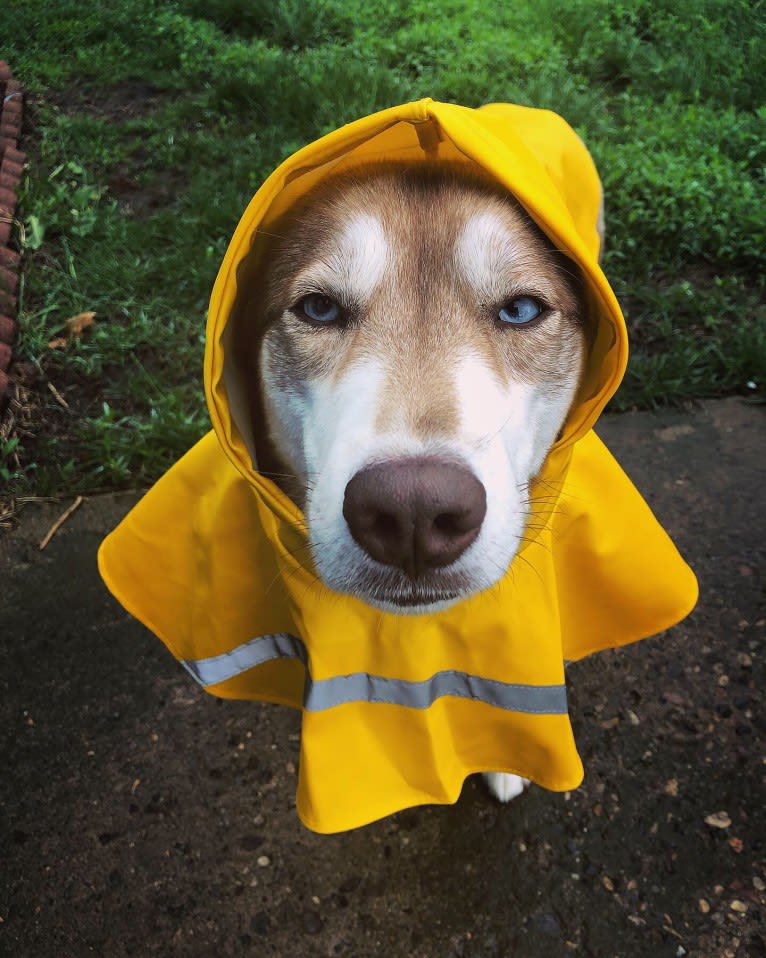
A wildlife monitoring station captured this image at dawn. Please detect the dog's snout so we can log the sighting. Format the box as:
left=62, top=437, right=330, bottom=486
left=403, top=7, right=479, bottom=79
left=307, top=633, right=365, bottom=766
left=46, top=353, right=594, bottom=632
left=343, top=459, right=486, bottom=577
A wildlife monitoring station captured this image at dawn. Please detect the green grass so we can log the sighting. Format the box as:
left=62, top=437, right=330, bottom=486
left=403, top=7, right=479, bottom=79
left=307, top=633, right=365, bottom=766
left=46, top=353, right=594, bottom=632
left=3, top=0, right=765, bottom=494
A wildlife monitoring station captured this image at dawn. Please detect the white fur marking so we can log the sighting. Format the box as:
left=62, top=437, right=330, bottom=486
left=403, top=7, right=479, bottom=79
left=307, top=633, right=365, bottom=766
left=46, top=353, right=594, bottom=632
left=483, top=772, right=530, bottom=803
left=456, top=211, right=522, bottom=302
left=293, top=213, right=388, bottom=304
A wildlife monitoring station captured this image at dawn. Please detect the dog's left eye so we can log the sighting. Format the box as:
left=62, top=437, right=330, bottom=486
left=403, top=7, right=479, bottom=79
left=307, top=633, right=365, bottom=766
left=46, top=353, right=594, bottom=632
left=298, top=293, right=344, bottom=325
left=498, top=296, right=544, bottom=326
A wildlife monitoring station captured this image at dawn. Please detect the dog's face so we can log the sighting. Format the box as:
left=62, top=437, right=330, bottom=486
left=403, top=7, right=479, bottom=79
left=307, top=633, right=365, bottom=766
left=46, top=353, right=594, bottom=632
left=239, top=167, right=590, bottom=613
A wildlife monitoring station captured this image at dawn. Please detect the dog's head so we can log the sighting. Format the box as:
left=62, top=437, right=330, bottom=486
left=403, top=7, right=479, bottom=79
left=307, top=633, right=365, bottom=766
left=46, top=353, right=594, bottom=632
left=235, top=165, right=592, bottom=613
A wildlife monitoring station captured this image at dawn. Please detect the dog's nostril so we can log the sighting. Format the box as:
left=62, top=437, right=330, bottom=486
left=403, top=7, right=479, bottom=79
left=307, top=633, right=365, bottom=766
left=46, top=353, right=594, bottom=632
left=343, top=458, right=486, bottom=577
left=433, top=512, right=462, bottom=536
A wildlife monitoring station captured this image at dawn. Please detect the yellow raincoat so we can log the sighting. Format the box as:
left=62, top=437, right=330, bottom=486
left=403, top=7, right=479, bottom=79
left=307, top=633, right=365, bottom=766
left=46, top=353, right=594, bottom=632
left=99, top=99, right=698, bottom=833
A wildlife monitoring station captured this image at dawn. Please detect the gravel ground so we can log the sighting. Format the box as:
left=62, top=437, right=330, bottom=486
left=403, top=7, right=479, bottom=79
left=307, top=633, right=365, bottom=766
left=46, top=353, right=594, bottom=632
left=1, top=398, right=764, bottom=958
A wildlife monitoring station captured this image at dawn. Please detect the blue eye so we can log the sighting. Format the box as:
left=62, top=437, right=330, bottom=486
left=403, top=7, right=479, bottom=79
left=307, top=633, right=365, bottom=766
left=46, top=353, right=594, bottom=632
left=498, top=296, right=544, bottom=326
left=299, top=293, right=343, bottom=324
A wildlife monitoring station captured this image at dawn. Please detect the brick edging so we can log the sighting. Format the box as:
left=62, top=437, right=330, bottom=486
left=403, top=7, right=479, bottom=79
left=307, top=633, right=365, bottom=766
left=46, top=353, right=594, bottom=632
left=0, top=61, right=26, bottom=398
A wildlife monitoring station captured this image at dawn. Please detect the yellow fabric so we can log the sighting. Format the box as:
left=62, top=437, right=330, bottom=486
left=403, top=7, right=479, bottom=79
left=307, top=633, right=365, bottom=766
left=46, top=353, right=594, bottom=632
left=99, top=99, right=697, bottom=833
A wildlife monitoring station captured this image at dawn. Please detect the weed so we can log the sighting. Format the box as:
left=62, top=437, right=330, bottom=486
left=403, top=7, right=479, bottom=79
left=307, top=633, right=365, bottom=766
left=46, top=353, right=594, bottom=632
left=3, top=0, right=765, bottom=495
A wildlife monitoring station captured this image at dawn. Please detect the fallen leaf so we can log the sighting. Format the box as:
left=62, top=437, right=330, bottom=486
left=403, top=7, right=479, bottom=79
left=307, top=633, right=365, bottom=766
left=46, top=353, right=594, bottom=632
left=729, top=836, right=744, bottom=853
left=47, top=311, right=97, bottom=349
left=705, top=811, right=732, bottom=829
left=64, top=311, right=96, bottom=337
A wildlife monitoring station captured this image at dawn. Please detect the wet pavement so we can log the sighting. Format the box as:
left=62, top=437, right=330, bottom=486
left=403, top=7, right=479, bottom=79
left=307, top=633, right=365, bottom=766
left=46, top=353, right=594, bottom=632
left=1, top=398, right=764, bottom=957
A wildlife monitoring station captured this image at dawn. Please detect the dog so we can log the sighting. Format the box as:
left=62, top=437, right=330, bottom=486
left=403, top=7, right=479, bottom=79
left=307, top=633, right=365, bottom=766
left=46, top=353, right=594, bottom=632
left=235, top=163, right=596, bottom=804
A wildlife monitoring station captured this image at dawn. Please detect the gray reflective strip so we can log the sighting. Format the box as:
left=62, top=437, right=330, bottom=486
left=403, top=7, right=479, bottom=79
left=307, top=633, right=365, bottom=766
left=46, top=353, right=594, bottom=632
left=182, top=633, right=567, bottom=715
left=304, top=670, right=567, bottom=714
left=181, top=632, right=306, bottom=686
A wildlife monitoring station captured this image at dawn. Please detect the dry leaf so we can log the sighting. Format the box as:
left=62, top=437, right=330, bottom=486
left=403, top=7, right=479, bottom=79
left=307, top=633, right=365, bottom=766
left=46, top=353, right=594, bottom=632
left=47, top=311, right=97, bottom=350
left=64, top=311, right=96, bottom=337
left=704, top=811, right=732, bottom=829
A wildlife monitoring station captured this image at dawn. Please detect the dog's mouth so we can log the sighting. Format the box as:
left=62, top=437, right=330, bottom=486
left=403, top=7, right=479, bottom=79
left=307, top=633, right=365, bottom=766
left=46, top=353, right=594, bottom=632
left=384, top=590, right=461, bottom=608
left=350, top=573, right=470, bottom=614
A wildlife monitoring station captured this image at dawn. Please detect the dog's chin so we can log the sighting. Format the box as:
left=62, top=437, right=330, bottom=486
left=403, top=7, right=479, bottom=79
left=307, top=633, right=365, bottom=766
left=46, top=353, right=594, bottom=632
left=315, top=547, right=518, bottom=617
left=331, top=569, right=501, bottom=617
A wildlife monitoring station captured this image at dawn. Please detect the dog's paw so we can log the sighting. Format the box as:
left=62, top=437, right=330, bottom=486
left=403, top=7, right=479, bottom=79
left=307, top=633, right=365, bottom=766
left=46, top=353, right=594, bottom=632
left=482, top=772, right=530, bottom=803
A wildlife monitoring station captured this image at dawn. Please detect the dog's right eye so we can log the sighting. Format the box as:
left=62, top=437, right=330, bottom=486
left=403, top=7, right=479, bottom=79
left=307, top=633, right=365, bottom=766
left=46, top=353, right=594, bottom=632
left=296, top=293, right=344, bottom=325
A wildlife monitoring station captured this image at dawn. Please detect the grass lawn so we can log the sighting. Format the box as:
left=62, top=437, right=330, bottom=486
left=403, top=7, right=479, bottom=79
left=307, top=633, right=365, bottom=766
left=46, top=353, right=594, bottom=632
left=3, top=0, right=765, bottom=494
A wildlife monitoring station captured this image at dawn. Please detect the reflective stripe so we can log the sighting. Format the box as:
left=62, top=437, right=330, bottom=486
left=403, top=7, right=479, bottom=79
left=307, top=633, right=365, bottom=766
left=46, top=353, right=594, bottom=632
left=181, top=632, right=306, bottom=685
left=304, top=670, right=567, bottom=714
left=181, top=633, right=567, bottom=715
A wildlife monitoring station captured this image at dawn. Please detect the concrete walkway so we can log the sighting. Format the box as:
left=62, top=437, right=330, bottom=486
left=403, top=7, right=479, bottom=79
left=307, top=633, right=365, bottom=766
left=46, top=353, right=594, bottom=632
left=1, top=399, right=764, bottom=957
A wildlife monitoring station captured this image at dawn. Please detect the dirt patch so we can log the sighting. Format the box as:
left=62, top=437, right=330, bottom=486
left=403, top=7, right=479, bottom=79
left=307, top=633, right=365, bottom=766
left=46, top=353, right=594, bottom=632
left=45, top=80, right=168, bottom=124
left=1, top=398, right=765, bottom=957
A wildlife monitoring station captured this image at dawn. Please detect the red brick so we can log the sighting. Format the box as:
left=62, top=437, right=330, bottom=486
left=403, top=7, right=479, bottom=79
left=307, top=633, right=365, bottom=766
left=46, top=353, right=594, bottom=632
left=0, top=62, right=11, bottom=82
left=0, top=189, right=16, bottom=216
left=1, top=158, right=24, bottom=182
left=4, top=79, right=23, bottom=94
left=0, top=314, right=15, bottom=344
left=0, top=341, right=12, bottom=371
left=2, top=146, right=25, bottom=165
left=0, top=289, right=15, bottom=316
left=0, top=171, right=19, bottom=192
left=0, top=265, right=18, bottom=294
left=0, top=368, right=9, bottom=394
left=0, top=246, right=20, bottom=268
left=3, top=100, right=23, bottom=120
left=0, top=120, right=21, bottom=139
left=0, top=221, right=10, bottom=246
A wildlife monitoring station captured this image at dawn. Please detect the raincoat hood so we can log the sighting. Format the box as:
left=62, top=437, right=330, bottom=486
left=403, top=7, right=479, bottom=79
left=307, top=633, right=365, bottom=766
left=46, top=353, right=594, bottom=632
left=99, top=100, right=697, bottom=833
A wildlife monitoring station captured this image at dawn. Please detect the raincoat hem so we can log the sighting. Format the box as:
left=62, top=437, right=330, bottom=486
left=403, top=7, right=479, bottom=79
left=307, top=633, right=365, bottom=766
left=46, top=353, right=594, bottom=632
left=296, top=764, right=584, bottom=834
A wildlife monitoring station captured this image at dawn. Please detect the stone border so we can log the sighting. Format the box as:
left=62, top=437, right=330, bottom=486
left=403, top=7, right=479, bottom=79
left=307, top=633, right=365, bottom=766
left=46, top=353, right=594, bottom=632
left=0, top=61, right=25, bottom=398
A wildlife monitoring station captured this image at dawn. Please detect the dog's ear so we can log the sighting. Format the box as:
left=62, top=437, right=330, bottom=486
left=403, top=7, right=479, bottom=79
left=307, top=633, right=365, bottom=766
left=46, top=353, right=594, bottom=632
left=225, top=236, right=287, bottom=482
left=562, top=256, right=598, bottom=350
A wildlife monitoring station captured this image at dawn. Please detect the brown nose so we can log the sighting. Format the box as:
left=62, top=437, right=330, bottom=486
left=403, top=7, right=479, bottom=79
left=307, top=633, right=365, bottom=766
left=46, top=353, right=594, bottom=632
left=342, top=458, right=486, bottom=577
